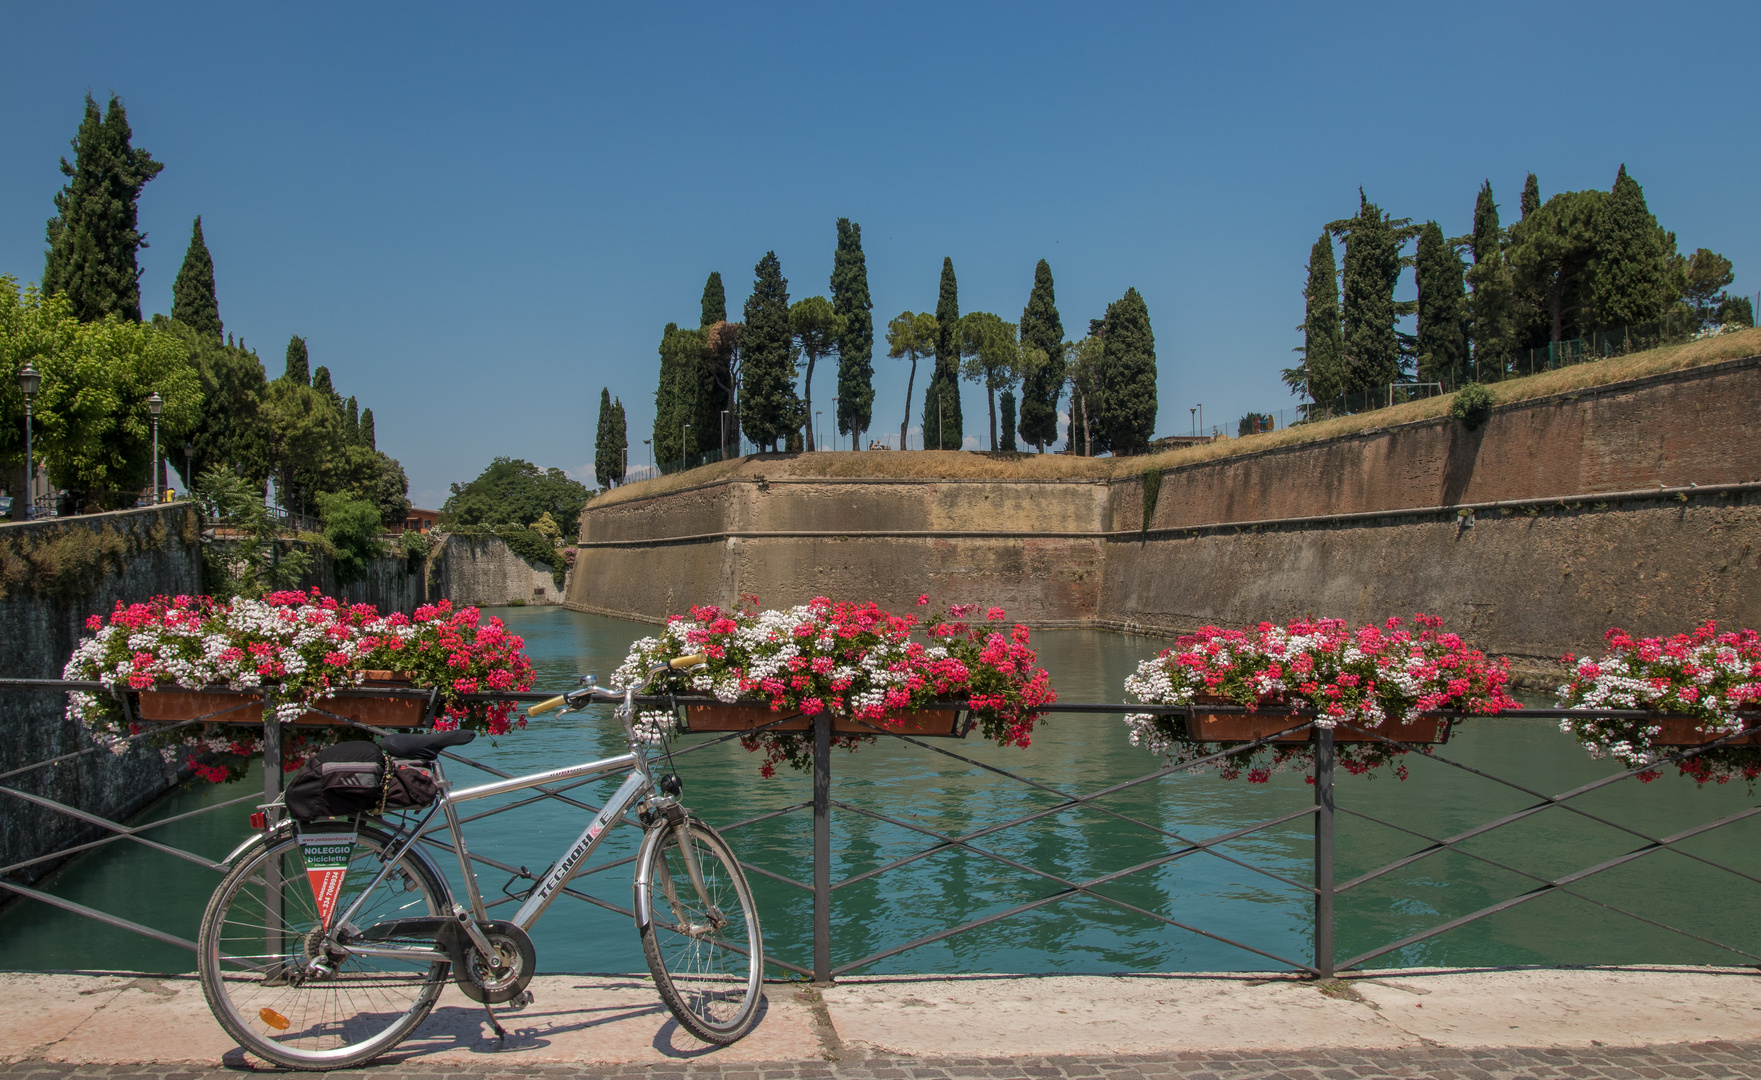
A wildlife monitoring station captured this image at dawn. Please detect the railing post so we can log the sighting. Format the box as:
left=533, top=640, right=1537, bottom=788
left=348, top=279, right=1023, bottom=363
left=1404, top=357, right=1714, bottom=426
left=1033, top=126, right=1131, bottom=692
left=812, top=710, right=832, bottom=984
left=1314, top=724, right=1335, bottom=979
left=262, top=699, right=285, bottom=964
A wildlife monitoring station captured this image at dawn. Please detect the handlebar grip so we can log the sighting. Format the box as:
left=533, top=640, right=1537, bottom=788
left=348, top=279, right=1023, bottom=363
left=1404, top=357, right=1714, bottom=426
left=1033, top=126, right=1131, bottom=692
left=670, top=654, right=708, bottom=669
left=528, top=694, right=568, bottom=716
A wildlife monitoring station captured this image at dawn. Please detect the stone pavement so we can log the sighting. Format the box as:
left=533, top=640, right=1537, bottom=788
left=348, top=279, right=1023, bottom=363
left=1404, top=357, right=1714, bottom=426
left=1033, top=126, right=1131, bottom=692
left=1, top=968, right=1758, bottom=1078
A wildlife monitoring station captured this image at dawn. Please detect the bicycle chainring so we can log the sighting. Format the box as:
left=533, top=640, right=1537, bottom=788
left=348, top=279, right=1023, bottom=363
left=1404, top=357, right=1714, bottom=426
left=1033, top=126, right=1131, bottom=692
left=455, top=920, right=537, bottom=1004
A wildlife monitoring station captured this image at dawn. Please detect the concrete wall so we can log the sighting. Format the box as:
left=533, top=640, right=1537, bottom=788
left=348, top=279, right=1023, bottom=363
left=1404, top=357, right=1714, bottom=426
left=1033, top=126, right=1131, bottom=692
left=430, top=533, right=565, bottom=608
left=0, top=505, right=203, bottom=879
left=568, top=354, right=1761, bottom=670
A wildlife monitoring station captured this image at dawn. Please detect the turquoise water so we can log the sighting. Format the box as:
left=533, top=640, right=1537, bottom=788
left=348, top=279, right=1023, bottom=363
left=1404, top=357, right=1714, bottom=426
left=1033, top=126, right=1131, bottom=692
left=3, top=607, right=1757, bottom=975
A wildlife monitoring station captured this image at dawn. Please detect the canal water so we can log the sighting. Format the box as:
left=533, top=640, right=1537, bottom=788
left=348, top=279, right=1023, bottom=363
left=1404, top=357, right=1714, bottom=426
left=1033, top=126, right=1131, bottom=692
left=3, top=608, right=1757, bottom=976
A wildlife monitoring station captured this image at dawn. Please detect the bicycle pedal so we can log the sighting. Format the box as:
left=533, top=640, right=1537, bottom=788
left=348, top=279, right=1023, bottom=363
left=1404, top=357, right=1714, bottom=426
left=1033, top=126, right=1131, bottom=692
left=506, top=990, right=535, bottom=1009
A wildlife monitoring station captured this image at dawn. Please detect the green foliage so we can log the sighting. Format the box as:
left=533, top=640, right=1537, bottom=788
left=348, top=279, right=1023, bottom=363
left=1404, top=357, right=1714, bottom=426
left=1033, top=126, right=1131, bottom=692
left=262, top=377, right=344, bottom=514
left=790, top=295, right=844, bottom=450
left=831, top=219, right=875, bottom=447
left=195, top=466, right=314, bottom=599
left=1509, top=187, right=1603, bottom=345
left=885, top=311, right=937, bottom=450
left=316, top=490, right=387, bottom=586
left=739, top=251, right=798, bottom=450
left=1520, top=173, right=1541, bottom=219
left=42, top=94, right=163, bottom=324
left=999, top=391, right=1017, bottom=452
left=312, top=365, right=343, bottom=414
left=359, top=407, right=375, bottom=450
left=958, top=311, right=1019, bottom=451
left=1140, top=468, right=1162, bottom=537
left=1095, top=288, right=1158, bottom=455
left=1467, top=181, right=1514, bottom=380
left=1682, top=247, right=1736, bottom=323
left=344, top=395, right=359, bottom=443
left=172, top=216, right=222, bottom=340
left=0, top=281, right=201, bottom=509
left=700, top=271, right=727, bottom=327
left=1065, top=334, right=1105, bottom=454
left=1017, top=260, right=1066, bottom=451
left=1285, top=231, right=1344, bottom=409
left=1717, top=295, right=1754, bottom=328
left=927, top=258, right=964, bottom=450
left=532, top=511, right=562, bottom=542
left=0, top=517, right=147, bottom=602
left=441, top=456, right=590, bottom=530
left=595, top=387, right=627, bottom=488
left=653, top=321, right=707, bottom=463
left=1237, top=413, right=1274, bottom=436
left=1450, top=382, right=1494, bottom=430
left=283, top=334, right=309, bottom=384
left=1332, top=191, right=1416, bottom=396
left=1415, top=221, right=1469, bottom=386
left=156, top=317, right=268, bottom=489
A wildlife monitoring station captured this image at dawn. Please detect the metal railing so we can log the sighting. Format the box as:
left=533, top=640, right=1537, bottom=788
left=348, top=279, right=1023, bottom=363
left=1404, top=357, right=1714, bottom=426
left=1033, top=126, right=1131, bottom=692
left=1, top=681, right=1757, bottom=983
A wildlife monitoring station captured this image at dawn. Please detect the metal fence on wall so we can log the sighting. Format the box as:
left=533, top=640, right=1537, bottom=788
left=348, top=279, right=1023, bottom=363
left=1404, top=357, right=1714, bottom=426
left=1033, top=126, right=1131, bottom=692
left=2, top=679, right=1758, bottom=983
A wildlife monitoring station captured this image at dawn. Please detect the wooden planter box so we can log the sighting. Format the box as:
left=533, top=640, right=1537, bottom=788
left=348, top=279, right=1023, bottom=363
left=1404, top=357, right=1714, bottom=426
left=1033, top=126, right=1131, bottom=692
left=1185, top=697, right=1452, bottom=745
left=1648, top=714, right=1761, bottom=747
left=674, top=699, right=971, bottom=738
left=135, top=671, right=427, bottom=729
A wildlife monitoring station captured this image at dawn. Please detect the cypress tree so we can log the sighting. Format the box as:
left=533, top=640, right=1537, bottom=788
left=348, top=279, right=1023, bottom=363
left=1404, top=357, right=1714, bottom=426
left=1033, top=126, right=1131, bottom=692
left=43, top=93, right=164, bottom=323
left=345, top=395, right=361, bottom=443
left=1521, top=173, right=1541, bottom=219
left=653, top=322, right=685, bottom=465
left=831, top=218, right=875, bottom=449
left=312, top=365, right=344, bottom=414
left=1287, top=231, right=1344, bottom=412
left=1094, top=288, right=1157, bottom=454
left=1017, top=259, right=1065, bottom=451
left=611, top=397, right=628, bottom=477
left=739, top=252, right=799, bottom=451
left=700, top=271, right=726, bottom=327
left=1589, top=164, right=1670, bottom=329
left=999, top=392, right=1018, bottom=452
left=172, top=216, right=222, bottom=339
left=925, top=258, right=964, bottom=449
left=284, top=335, right=310, bottom=384
left=1331, top=191, right=1412, bottom=400
left=360, top=409, right=376, bottom=450
left=1466, top=181, right=1513, bottom=380
left=595, top=387, right=623, bottom=487
left=1415, top=221, right=1469, bottom=387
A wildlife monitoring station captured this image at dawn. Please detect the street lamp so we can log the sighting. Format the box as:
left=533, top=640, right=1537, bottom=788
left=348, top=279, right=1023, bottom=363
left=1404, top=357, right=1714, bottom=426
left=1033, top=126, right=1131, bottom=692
left=18, top=365, right=40, bottom=520
left=814, top=411, right=822, bottom=452
left=147, top=392, right=164, bottom=504
left=642, top=439, right=652, bottom=476
left=1190, top=406, right=1196, bottom=437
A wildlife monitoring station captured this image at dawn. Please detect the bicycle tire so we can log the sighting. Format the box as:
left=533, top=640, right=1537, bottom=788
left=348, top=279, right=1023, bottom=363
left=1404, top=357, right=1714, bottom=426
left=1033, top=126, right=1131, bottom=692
left=197, top=820, right=451, bottom=1070
left=634, top=816, right=764, bottom=1043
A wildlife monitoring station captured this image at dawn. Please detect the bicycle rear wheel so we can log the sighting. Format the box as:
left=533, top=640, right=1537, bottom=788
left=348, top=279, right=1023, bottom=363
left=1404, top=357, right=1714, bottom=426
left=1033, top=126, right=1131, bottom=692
left=197, top=821, right=450, bottom=1070
left=634, top=816, right=763, bottom=1043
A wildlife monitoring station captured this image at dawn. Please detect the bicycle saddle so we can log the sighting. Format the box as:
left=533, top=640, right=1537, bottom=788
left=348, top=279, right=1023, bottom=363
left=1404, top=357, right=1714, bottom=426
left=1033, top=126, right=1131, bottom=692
left=380, top=729, right=477, bottom=760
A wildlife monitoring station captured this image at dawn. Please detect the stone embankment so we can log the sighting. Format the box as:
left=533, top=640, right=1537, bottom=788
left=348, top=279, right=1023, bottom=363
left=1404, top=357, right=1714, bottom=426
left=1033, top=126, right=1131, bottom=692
left=569, top=353, right=1761, bottom=669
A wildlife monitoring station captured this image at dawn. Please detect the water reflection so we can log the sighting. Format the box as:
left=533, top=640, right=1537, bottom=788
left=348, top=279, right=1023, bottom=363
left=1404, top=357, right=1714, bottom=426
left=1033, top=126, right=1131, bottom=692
left=1, top=608, right=1756, bottom=975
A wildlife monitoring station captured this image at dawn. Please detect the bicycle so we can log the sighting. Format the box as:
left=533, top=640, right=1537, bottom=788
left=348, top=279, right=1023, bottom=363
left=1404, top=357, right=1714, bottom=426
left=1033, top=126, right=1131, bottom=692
left=195, top=655, right=763, bottom=1070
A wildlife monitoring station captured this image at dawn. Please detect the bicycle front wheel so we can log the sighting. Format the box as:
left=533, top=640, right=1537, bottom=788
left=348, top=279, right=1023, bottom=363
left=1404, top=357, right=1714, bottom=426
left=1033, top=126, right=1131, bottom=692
left=197, top=821, right=451, bottom=1070
left=634, top=816, right=763, bottom=1043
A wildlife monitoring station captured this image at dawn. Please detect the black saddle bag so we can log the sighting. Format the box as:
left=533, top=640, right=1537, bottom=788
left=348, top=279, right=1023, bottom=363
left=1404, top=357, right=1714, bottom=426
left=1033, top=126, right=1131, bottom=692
left=285, top=740, right=440, bottom=821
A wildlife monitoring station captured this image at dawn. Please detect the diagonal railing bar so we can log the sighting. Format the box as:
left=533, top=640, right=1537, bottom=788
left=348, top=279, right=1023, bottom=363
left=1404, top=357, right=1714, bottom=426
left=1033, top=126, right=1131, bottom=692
left=851, top=718, right=1321, bottom=893
left=831, top=795, right=1318, bottom=896
left=1336, top=803, right=1761, bottom=968
left=0, top=784, right=229, bottom=871
left=0, top=878, right=198, bottom=951
left=0, top=791, right=259, bottom=877
left=0, top=716, right=210, bottom=784
left=1339, top=803, right=1761, bottom=971
left=1332, top=720, right=1761, bottom=893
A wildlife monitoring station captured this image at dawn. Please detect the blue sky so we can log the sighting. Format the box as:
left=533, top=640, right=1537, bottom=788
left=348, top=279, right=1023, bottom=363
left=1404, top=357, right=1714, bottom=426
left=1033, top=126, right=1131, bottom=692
left=3, top=3, right=1756, bottom=508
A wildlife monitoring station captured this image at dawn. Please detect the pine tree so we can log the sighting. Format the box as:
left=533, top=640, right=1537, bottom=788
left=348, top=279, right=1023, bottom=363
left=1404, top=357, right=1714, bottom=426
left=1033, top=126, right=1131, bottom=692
left=1094, top=288, right=1157, bottom=454
left=925, top=258, right=964, bottom=449
left=790, top=296, right=843, bottom=452
left=1589, top=164, right=1671, bottom=329
left=1331, top=191, right=1414, bottom=401
left=345, top=396, right=361, bottom=443
left=1284, top=231, right=1343, bottom=412
left=360, top=409, right=376, bottom=450
left=1509, top=188, right=1603, bottom=345
left=739, top=252, right=799, bottom=450
left=1521, top=173, right=1541, bottom=219
left=700, top=271, right=726, bottom=327
left=172, top=216, right=222, bottom=339
left=1017, top=259, right=1065, bottom=451
left=42, top=93, right=164, bottom=323
left=595, top=387, right=623, bottom=487
left=831, top=218, right=874, bottom=449
left=1466, top=181, right=1513, bottom=380
left=284, top=335, right=310, bottom=384
left=1415, top=221, right=1469, bottom=387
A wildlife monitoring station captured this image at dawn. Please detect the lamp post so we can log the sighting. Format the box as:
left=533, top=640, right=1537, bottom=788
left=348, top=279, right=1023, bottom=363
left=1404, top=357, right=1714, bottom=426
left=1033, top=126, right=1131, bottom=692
left=18, top=365, right=40, bottom=520
left=147, top=392, right=164, bottom=504
left=814, top=411, right=822, bottom=452
left=182, top=440, right=193, bottom=494
left=1190, top=406, right=1196, bottom=437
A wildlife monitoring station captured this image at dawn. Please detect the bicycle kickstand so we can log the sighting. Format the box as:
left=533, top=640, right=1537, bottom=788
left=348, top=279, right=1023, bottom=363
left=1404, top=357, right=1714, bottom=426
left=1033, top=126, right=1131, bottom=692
left=481, top=1000, right=506, bottom=1045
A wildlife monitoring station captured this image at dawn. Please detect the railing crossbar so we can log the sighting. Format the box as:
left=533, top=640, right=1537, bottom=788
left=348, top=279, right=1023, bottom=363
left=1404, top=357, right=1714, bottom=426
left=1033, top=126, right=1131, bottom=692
left=0, top=784, right=226, bottom=871
left=0, top=878, right=197, bottom=952
left=0, top=791, right=258, bottom=877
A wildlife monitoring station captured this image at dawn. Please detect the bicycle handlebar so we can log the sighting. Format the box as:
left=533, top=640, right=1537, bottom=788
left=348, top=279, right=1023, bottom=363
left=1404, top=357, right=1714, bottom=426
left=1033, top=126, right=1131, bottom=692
left=526, top=654, right=709, bottom=718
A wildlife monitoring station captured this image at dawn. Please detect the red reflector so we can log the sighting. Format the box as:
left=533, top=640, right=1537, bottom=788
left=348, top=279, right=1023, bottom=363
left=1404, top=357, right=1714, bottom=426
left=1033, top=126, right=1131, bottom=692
left=249, top=812, right=267, bottom=830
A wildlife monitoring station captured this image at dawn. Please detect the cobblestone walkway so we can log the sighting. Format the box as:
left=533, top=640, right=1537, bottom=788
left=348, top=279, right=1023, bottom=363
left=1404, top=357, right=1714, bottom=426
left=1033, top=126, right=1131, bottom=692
left=5, top=1042, right=1760, bottom=1080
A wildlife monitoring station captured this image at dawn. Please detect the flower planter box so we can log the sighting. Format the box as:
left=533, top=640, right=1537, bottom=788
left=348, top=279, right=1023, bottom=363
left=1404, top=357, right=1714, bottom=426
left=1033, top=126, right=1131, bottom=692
left=1647, top=714, right=1761, bottom=747
left=1185, top=698, right=1452, bottom=745
left=674, top=699, right=972, bottom=738
left=135, top=671, right=427, bottom=729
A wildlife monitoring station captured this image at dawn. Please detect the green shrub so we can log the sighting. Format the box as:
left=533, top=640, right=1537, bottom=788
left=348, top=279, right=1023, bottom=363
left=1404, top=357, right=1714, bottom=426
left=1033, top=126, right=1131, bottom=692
left=316, top=491, right=387, bottom=586
left=1450, top=383, right=1494, bottom=430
